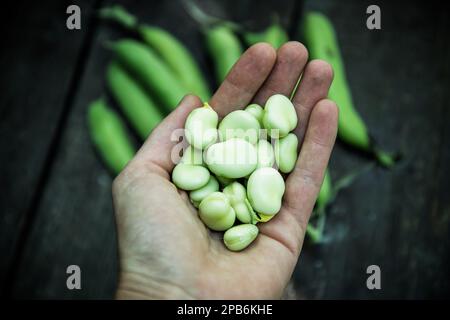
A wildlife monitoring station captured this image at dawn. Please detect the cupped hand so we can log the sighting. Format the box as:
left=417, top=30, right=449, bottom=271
left=112, top=42, right=338, bottom=299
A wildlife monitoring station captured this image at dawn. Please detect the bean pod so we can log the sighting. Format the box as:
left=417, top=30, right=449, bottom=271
left=100, top=5, right=211, bottom=100
left=303, top=11, right=395, bottom=167
left=111, top=39, right=187, bottom=112
left=205, top=24, right=243, bottom=83
left=88, top=99, right=136, bottom=175
left=106, top=62, right=163, bottom=140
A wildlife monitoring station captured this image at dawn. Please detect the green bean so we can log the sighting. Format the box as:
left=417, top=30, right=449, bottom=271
left=205, top=24, right=243, bottom=83
left=88, top=99, right=136, bottom=175
left=303, top=12, right=395, bottom=167
left=110, top=39, right=187, bottom=112
left=243, top=19, right=288, bottom=49
left=100, top=5, right=211, bottom=101
left=106, top=62, right=164, bottom=140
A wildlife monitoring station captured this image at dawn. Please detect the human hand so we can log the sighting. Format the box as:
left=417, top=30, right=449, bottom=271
left=112, top=42, right=338, bottom=299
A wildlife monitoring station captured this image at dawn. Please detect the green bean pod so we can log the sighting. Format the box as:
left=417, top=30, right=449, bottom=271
left=88, top=99, right=136, bottom=175
left=138, top=26, right=211, bottom=101
left=110, top=39, right=187, bottom=112
left=100, top=5, right=211, bottom=101
left=205, top=24, right=243, bottom=83
left=303, top=12, right=395, bottom=167
left=243, top=21, right=288, bottom=49
left=106, top=62, right=164, bottom=140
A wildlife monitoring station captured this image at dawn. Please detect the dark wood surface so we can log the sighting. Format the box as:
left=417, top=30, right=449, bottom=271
left=0, top=0, right=449, bottom=299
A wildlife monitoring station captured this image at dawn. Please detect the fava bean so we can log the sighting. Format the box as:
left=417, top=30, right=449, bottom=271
left=218, top=110, right=260, bottom=144
left=180, top=145, right=204, bottom=166
left=275, top=133, right=298, bottom=173
left=199, top=192, right=236, bottom=231
left=247, top=167, right=285, bottom=215
left=223, top=224, right=259, bottom=251
left=185, top=103, right=218, bottom=150
left=189, top=176, right=219, bottom=207
left=244, top=103, right=264, bottom=126
left=205, top=138, right=257, bottom=178
left=215, top=175, right=234, bottom=187
left=223, top=182, right=257, bottom=224
left=256, top=139, right=275, bottom=169
left=172, top=163, right=210, bottom=190
left=262, top=94, right=298, bottom=138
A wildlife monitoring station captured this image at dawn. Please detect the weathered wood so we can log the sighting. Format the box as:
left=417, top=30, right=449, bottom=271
left=293, top=0, right=450, bottom=298
left=0, top=0, right=97, bottom=294
left=9, top=0, right=296, bottom=299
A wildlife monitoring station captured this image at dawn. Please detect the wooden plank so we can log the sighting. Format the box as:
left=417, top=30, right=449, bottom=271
left=293, top=0, right=450, bottom=298
left=0, top=0, right=98, bottom=294
left=10, top=0, right=298, bottom=299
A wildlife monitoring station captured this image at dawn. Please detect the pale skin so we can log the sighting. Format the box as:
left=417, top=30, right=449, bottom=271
left=113, top=42, right=338, bottom=299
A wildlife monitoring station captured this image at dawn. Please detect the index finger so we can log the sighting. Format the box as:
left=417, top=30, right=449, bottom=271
left=209, top=43, right=276, bottom=118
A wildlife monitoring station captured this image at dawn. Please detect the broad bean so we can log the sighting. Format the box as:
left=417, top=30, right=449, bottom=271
left=189, top=176, right=219, bottom=207
left=215, top=175, right=234, bottom=187
left=185, top=103, right=218, bottom=150
left=244, top=103, right=264, bottom=126
left=247, top=167, right=285, bottom=215
left=218, top=110, right=260, bottom=144
left=223, top=182, right=257, bottom=224
left=262, top=94, right=298, bottom=138
left=275, top=133, right=298, bottom=173
left=172, top=163, right=210, bottom=190
left=180, top=145, right=204, bottom=166
left=256, top=139, right=275, bottom=169
left=199, top=192, right=236, bottom=231
left=223, top=224, right=259, bottom=251
left=205, top=138, right=257, bottom=178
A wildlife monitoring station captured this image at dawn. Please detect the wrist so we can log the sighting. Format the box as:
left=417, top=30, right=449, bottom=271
left=116, top=271, right=196, bottom=300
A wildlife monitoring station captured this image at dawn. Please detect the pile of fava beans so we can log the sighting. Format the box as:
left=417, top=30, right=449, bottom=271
left=172, top=94, right=299, bottom=251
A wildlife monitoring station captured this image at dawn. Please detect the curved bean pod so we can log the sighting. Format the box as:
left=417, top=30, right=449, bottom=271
left=303, top=12, right=395, bottom=167
left=243, top=20, right=288, bottom=49
left=88, top=99, right=136, bottom=175
left=205, top=24, right=243, bottom=83
left=100, top=5, right=211, bottom=100
left=106, top=62, right=164, bottom=140
left=111, top=39, right=187, bottom=112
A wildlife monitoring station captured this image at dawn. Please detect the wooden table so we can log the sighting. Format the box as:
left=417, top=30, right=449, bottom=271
left=0, top=0, right=448, bottom=299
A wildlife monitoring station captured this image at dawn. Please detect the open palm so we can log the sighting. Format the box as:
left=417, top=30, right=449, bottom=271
left=112, top=42, right=338, bottom=299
